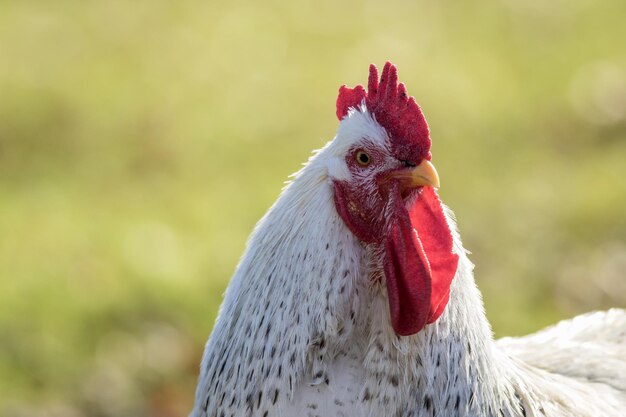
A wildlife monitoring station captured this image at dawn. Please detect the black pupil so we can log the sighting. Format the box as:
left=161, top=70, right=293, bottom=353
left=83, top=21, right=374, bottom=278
left=359, top=153, right=369, bottom=164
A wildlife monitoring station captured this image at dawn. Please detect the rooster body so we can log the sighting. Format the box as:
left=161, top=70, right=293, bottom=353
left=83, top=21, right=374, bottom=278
left=191, top=64, right=626, bottom=417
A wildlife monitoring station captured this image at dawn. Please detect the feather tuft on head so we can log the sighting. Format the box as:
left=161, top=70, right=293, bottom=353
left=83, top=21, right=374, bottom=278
left=336, top=61, right=432, bottom=162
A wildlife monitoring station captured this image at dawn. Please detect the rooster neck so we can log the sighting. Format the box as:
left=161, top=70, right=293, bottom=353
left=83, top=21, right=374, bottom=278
left=192, top=148, right=521, bottom=417
left=192, top=153, right=370, bottom=417
left=191, top=147, right=625, bottom=417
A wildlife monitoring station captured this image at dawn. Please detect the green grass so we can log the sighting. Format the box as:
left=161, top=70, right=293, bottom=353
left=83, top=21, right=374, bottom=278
left=0, top=1, right=625, bottom=416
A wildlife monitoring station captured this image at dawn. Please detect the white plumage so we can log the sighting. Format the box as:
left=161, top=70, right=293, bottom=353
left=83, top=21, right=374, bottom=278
left=190, top=68, right=626, bottom=417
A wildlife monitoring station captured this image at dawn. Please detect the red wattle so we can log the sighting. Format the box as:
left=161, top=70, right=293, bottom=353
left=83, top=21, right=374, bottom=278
left=383, top=187, right=459, bottom=335
left=383, top=214, right=432, bottom=336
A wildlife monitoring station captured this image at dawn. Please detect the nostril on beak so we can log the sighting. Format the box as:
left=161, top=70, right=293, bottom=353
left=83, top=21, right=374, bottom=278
left=400, top=160, right=417, bottom=168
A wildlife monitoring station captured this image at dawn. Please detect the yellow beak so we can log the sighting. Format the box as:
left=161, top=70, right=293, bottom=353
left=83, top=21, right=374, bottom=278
left=409, top=160, right=440, bottom=188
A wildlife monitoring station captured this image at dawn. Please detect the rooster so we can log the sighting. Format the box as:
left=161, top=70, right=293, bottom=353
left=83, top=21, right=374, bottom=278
left=190, top=62, right=626, bottom=417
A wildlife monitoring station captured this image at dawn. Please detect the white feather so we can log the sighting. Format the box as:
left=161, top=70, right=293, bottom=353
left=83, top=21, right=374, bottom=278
left=190, top=109, right=626, bottom=417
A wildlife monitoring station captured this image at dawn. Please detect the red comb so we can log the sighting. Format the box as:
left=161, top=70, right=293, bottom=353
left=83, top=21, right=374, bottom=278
left=336, top=61, right=432, bottom=162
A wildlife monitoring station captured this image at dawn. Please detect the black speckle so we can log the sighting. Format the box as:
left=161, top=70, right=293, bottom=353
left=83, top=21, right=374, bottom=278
left=334, top=399, right=344, bottom=406
left=454, top=395, right=460, bottom=410
left=363, top=388, right=372, bottom=401
left=272, top=389, right=279, bottom=405
left=390, top=375, right=399, bottom=387
left=262, top=412, right=268, bottom=417
left=424, top=395, right=432, bottom=410
left=218, top=358, right=227, bottom=377
left=467, top=342, right=472, bottom=354
left=307, top=403, right=318, bottom=409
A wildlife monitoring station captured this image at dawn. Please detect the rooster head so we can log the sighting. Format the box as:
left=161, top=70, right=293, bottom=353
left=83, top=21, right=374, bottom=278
left=330, top=61, right=459, bottom=336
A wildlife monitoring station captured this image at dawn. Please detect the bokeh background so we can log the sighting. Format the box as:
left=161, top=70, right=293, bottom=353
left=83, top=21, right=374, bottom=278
left=1, top=0, right=625, bottom=416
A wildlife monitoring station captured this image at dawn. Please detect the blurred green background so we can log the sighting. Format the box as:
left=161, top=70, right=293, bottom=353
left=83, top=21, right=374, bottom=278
left=1, top=0, right=625, bottom=416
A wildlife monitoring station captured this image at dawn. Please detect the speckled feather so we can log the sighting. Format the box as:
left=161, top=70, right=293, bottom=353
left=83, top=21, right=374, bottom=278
left=190, top=81, right=626, bottom=417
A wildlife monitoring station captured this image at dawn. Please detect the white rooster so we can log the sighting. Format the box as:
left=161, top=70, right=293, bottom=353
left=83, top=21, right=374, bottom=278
left=190, top=62, right=626, bottom=417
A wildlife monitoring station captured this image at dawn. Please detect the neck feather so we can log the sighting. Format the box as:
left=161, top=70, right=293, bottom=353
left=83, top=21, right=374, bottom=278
left=192, top=152, right=369, bottom=415
left=193, top=151, right=524, bottom=417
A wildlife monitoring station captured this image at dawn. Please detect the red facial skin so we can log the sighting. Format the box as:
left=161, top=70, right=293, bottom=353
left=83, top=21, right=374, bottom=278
left=333, top=147, right=459, bottom=336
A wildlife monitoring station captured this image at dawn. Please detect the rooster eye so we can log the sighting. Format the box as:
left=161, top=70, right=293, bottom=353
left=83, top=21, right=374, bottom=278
left=355, top=151, right=371, bottom=166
